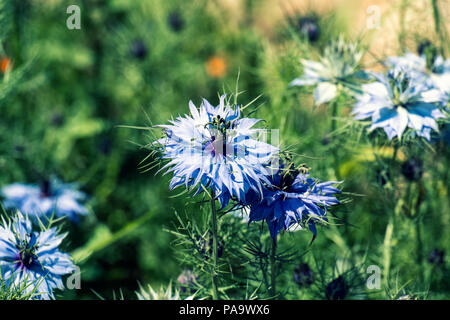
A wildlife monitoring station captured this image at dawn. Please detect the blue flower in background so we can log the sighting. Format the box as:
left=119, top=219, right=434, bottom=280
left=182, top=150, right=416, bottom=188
left=388, top=52, right=450, bottom=107
left=353, top=67, right=446, bottom=140
left=0, top=212, right=75, bottom=299
left=1, top=177, right=88, bottom=222
left=155, top=95, right=279, bottom=208
left=290, top=36, right=366, bottom=105
left=246, top=168, right=341, bottom=240
left=388, top=52, right=450, bottom=75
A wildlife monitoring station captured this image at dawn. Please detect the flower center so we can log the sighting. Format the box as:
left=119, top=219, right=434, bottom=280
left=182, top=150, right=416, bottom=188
left=16, top=241, right=39, bottom=269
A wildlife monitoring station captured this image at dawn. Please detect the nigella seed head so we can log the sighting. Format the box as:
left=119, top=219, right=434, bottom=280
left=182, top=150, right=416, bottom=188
left=428, top=249, right=445, bottom=266
left=168, top=11, right=184, bottom=32
left=401, top=158, right=423, bottom=181
left=130, top=39, right=148, bottom=60
left=293, top=263, right=314, bottom=288
left=297, top=16, right=320, bottom=42
left=325, top=276, right=349, bottom=300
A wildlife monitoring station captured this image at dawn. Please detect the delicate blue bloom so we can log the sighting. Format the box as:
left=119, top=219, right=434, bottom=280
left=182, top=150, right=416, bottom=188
left=155, top=95, right=279, bottom=208
left=290, top=36, right=366, bottom=105
left=352, top=67, right=446, bottom=140
left=388, top=52, right=450, bottom=75
left=0, top=212, right=75, bottom=300
left=1, top=177, right=88, bottom=222
left=246, top=169, right=341, bottom=240
left=388, top=52, right=450, bottom=106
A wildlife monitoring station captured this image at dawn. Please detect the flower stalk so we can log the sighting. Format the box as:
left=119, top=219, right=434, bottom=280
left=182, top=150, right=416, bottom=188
left=270, top=237, right=277, bottom=298
left=210, top=189, right=219, bottom=300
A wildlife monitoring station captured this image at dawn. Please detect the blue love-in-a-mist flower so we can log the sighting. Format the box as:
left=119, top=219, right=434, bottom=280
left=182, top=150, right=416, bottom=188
left=1, top=177, right=88, bottom=222
left=352, top=67, right=446, bottom=140
left=290, top=36, right=366, bottom=105
left=245, top=168, right=341, bottom=240
left=388, top=52, right=450, bottom=107
left=155, top=95, right=279, bottom=208
left=0, top=212, right=75, bottom=300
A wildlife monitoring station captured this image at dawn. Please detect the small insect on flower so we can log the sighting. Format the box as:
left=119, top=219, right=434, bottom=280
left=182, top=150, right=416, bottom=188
left=352, top=67, right=446, bottom=141
left=0, top=212, right=76, bottom=300
left=1, top=177, right=88, bottom=222
left=205, top=56, right=227, bottom=79
left=154, top=95, right=278, bottom=208
left=245, top=164, right=341, bottom=240
left=290, top=36, right=366, bottom=105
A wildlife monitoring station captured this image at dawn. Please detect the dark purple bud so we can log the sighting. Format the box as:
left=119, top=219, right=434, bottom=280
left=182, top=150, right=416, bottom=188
left=428, top=249, right=445, bottom=266
left=298, top=16, right=320, bottom=42
left=325, top=276, right=349, bottom=300
left=401, top=158, right=423, bottom=181
left=168, top=11, right=185, bottom=32
left=293, top=263, right=314, bottom=288
left=130, top=39, right=148, bottom=60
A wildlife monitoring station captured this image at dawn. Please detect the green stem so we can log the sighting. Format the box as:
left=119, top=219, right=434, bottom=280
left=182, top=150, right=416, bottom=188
left=383, top=215, right=394, bottom=288
left=383, top=144, right=399, bottom=287
left=398, top=0, right=408, bottom=52
left=330, top=97, right=341, bottom=180
left=330, top=99, right=338, bottom=134
left=415, top=217, right=424, bottom=282
left=431, top=0, right=445, bottom=55
left=210, top=190, right=219, bottom=300
left=270, top=237, right=277, bottom=298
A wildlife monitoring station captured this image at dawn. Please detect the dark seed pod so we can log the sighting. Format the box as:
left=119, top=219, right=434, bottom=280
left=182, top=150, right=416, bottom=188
left=401, top=158, right=423, bottom=181
left=130, top=39, right=148, bottom=60
left=293, top=263, right=314, bottom=288
left=321, top=135, right=331, bottom=146
left=428, top=249, right=445, bottom=266
left=325, top=275, right=349, bottom=300
left=168, top=11, right=184, bottom=32
left=297, top=16, right=320, bottom=42
left=51, top=113, right=65, bottom=127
